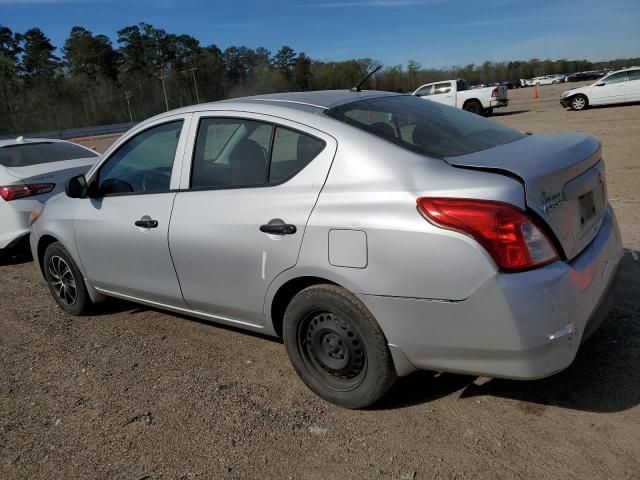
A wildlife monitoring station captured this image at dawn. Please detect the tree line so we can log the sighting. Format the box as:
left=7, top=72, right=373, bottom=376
left=1, top=23, right=638, bottom=134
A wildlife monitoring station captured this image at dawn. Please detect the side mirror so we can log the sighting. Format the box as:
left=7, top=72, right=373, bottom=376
left=65, top=174, right=88, bottom=198
left=595, top=82, right=605, bottom=87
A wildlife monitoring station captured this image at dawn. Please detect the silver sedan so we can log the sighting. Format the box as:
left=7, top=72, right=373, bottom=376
left=30, top=91, right=623, bottom=408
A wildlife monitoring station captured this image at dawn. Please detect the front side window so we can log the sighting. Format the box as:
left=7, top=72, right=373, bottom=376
left=415, top=85, right=433, bottom=97
left=97, top=120, right=183, bottom=195
left=326, top=95, right=526, bottom=158
left=191, top=118, right=325, bottom=189
left=602, top=72, right=627, bottom=84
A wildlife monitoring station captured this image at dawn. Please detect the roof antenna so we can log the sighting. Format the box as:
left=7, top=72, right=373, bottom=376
left=351, top=65, right=382, bottom=92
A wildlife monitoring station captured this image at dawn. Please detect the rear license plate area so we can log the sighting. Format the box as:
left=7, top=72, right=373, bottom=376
left=579, top=190, right=596, bottom=226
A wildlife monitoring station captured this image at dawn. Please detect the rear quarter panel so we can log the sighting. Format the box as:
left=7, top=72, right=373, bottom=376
left=277, top=128, right=527, bottom=302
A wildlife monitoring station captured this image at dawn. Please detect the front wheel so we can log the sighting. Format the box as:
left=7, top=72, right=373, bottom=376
left=570, top=94, right=588, bottom=111
left=43, top=242, right=92, bottom=316
left=283, top=284, right=397, bottom=409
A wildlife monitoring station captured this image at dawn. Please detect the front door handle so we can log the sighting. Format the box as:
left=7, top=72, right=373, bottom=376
left=135, top=218, right=159, bottom=229
left=260, top=221, right=297, bottom=235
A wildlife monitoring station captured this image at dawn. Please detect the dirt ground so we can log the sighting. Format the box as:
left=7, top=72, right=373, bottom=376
left=1, top=84, right=639, bottom=480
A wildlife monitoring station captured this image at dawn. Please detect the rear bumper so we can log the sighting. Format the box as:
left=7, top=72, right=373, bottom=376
left=361, top=206, right=623, bottom=379
left=0, top=197, right=43, bottom=249
left=490, top=99, right=509, bottom=108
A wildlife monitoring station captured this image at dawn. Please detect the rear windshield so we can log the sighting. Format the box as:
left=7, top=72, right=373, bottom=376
left=0, top=142, right=98, bottom=168
left=325, top=95, right=526, bottom=158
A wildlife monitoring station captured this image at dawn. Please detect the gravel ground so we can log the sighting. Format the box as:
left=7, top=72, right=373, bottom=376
left=1, top=83, right=639, bottom=479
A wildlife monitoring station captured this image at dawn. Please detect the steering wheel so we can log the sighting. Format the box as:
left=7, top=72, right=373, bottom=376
left=141, top=169, right=171, bottom=192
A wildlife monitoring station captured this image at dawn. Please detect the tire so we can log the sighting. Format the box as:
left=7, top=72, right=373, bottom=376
left=43, top=242, right=92, bottom=316
left=481, top=107, right=494, bottom=117
left=462, top=100, right=483, bottom=115
left=570, top=94, right=588, bottom=111
left=283, top=284, right=397, bottom=409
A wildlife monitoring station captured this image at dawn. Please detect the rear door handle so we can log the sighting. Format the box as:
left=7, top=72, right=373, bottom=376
left=135, top=218, right=159, bottom=229
left=260, top=222, right=297, bottom=235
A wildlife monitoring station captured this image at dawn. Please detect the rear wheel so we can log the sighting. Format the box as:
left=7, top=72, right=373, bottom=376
left=570, top=94, right=588, bottom=111
left=462, top=100, right=483, bottom=115
left=283, top=284, right=397, bottom=409
left=43, top=242, right=92, bottom=316
left=482, top=107, right=494, bottom=117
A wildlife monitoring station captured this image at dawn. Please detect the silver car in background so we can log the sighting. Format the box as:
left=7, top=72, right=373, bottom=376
left=30, top=91, right=623, bottom=408
left=0, top=137, right=99, bottom=252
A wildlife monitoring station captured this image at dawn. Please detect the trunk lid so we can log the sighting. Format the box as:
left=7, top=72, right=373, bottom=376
left=445, top=133, right=606, bottom=260
left=5, top=157, right=98, bottom=199
left=6, top=156, right=97, bottom=181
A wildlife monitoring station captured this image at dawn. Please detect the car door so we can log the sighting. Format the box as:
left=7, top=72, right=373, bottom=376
left=169, top=112, right=336, bottom=325
left=590, top=71, right=628, bottom=105
left=427, top=82, right=455, bottom=107
left=624, top=69, right=640, bottom=101
left=74, top=115, right=191, bottom=306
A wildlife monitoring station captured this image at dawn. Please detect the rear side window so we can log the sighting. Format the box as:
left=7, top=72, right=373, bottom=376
left=0, top=142, right=98, bottom=168
left=270, top=127, right=324, bottom=183
left=191, top=118, right=325, bottom=189
left=627, top=70, right=640, bottom=81
left=433, top=83, right=452, bottom=94
left=326, top=95, right=526, bottom=158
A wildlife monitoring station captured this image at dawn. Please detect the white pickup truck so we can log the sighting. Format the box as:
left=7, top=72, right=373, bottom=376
left=412, top=79, right=508, bottom=116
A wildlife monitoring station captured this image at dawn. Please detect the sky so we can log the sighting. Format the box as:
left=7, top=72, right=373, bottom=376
left=1, top=0, right=639, bottom=68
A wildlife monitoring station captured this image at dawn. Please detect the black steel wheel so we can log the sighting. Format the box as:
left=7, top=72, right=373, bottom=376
left=298, top=310, right=367, bottom=391
left=283, top=284, right=397, bottom=409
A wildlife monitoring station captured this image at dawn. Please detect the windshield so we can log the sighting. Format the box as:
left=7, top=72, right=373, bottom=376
left=325, top=95, right=526, bottom=158
left=0, top=142, right=98, bottom=168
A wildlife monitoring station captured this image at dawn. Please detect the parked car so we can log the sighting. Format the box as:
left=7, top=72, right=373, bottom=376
left=501, top=80, right=521, bottom=89
left=560, top=67, right=640, bottom=110
left=412, top=79, right=508, bottom=115
left=565, top=71, right=605, bottom=83
left=31, top=91, right=623, bottom=409
left=0, top=137, right=99, bottom=252
left=532, top=75, right=563, bottom=86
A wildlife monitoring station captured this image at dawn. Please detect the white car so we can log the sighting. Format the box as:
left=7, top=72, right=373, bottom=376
left=533, top=75, right=563, bottom=86
left=0, top=137, right=99, bottom=251
left=560, top=67, right=640, bottom=111
left=412, top=79, right=508, bottom=116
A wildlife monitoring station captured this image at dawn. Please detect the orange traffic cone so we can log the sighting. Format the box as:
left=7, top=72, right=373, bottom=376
left=533, top=84, right=539, bottom=99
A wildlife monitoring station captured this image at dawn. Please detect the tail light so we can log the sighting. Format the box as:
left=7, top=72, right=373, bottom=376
left=417, top=197, right=558, bottom=271
left=0, top=183, right=55, bottom=201
left=491, top=88, right=498, bottom=97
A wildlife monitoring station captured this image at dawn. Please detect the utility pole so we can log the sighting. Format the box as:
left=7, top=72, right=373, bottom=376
left=182, top=67, right=200, bottom=104
left=124, top=90, right=133, bottom=122
left=158, top=68, right=169, bottom=111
